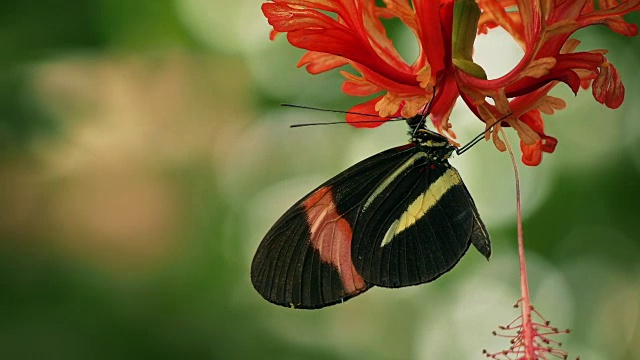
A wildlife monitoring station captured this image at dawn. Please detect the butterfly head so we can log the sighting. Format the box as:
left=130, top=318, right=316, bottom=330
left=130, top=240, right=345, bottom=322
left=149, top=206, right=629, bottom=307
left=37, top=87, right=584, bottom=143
left=411, top=128, right=455, bottom=160
left=404, top=114, right=455, bottom=159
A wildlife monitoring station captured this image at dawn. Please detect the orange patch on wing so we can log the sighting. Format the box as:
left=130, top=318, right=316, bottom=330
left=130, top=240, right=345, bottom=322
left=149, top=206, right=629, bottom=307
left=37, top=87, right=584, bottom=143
left=302, top=187, right=367, bottom=294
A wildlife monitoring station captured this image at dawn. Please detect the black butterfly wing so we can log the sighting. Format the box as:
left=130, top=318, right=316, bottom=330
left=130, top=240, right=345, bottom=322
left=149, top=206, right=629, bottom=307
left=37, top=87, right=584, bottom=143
left=251, top=145, right=421, bottom=309
left=351, top=153, right=491, bottom=288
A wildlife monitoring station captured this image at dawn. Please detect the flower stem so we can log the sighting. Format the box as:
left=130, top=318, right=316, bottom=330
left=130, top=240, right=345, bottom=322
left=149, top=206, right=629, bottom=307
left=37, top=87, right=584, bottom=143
left=501, top=129, right=535, bottom=360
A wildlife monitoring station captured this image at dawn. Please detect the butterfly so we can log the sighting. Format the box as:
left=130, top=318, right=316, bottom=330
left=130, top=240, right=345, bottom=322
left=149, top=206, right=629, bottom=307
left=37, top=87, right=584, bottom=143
left=251, top=117, right=491, bottom=309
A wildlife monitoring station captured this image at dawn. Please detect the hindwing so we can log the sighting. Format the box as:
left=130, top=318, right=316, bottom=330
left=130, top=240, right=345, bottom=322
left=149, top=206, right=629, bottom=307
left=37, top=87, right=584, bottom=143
left=250, top=145, right=421, bottom=309
left=351, top=152, right=490, bottom=288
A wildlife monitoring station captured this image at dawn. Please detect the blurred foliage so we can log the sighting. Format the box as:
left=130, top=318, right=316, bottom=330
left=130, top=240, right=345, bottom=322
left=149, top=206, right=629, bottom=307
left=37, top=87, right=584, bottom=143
left=1, top=2, right=639, bottom=360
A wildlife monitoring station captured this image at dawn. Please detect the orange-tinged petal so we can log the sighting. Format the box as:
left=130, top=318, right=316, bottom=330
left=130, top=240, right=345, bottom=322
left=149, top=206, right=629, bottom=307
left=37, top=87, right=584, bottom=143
left=416, top=65, right=434, bottom=89
left=375, top=92, right=402, bottom=118
left=413, top=0, right=451, bottom=74
left=430, top=75, right=460, bottom=131
left=492, top=126, right=507, bottom=152
left=577, top=1, right=640, bottom=36
left=383, top=0, right=418, bottom=30
left=543, top=20, right=579, bottom=40
left=434, top=105, right=459, bottom=147
left=477, top=103, right=498, bottom=127
left=509, top=119, right=540, bottom=146
left=345, top=97, right=389, bottom=128
left=540, top=134, right=558, bottom=154
left=592, top=61, right=625, bottom=109
left=520, top=134, right=557, bottom=166
left=519, top=109, right=556, bottom=166
left=298, top=51, right=349, bottom=74
left=360, top=0, right=416, bottom=71
left=340, top=71, right=382, bottom=96
left=559, top=38, right=581, bottom=54
left=602, top=16, right=639, bottom=36
left=262, top=2, right=418, bottom=85
left=399, top=96, right=429, bottom=118
left=492, top=88, right=511, bottom=115
left=536, top=96, right=567, bottom=115
left=477, top=0, right=525, bottom=47
left=516, top=57, right=557, bottom=81
left=521, top=139, right=542, bottom=166
left=518, top=109, right=544, bottom=134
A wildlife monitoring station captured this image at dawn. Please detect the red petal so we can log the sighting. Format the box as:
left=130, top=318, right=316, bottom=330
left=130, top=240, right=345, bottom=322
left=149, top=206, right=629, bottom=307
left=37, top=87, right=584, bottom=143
left=351, top=63, right=427, bottom=96
left=520, top=139, right=543, bottom=166
left=505, top=70, right=581, bottom=97
left=297, top=51, right=348, bottom=74
left=506, top=52, right=604, bottom=97
left=429, top=75, right=459, bottom=128
left=520, top=135, right=557, bottom=166
left=345, top=97, right=390, bottom=128
left=540, top=135, right=558, bottom=154
left=412, top=1, right=451, bottom=74
left=519, top=109, right=544, bottom=134
left=602, top=17, right=639, bottom=36
left=577, top=1, right=640, bottom=36
left=262, top=2, right=416, bottom=86
left=341, top=77, right=381, bottom=97
left=518, top=110, right=557, bottom=166
left=593, top=62, right=625, bottom=109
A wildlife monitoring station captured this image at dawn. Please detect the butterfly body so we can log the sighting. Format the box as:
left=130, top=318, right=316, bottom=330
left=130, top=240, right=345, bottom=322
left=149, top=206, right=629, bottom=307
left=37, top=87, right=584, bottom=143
left=251, top=126, right=490, bottom=309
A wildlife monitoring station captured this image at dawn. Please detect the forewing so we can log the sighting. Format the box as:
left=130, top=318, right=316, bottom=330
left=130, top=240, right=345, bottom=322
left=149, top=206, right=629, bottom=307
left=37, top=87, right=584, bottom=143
left=251, top=145, right=418, bottom=309
left=352, top=156, right=491, bottom=288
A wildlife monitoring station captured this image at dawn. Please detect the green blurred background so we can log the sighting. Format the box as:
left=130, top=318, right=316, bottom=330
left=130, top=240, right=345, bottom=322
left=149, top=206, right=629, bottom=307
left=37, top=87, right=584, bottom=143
left=1, top=1, right=639, bottom=359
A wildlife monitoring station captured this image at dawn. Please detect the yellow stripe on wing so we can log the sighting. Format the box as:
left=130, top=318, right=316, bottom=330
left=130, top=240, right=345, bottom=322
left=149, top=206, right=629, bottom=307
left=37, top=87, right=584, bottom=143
left=380, top=168, right=462, bottom=247
left=362, top=152, right=428, bottom=211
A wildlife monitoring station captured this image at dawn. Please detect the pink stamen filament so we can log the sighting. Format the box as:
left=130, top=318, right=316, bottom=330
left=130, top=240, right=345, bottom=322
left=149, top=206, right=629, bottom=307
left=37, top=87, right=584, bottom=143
left=484, top=131, right=574, bottom=360
left=501, top=128, right=535, bottom=360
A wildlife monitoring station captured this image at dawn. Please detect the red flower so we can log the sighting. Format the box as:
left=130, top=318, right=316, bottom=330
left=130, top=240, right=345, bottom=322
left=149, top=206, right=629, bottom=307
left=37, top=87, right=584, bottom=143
left=262, top=0, right=640, bottom=165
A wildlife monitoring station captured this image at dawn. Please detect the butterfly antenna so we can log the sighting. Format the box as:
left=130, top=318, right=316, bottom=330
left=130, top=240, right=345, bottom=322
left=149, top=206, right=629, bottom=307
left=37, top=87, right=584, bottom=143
left=283, top=103, right=400, bottom=128
left=455, top=112, right=512, bottom=155
left=282, top=104, right=391, bottom=118
left=290, top=118, right=406, bottom=128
